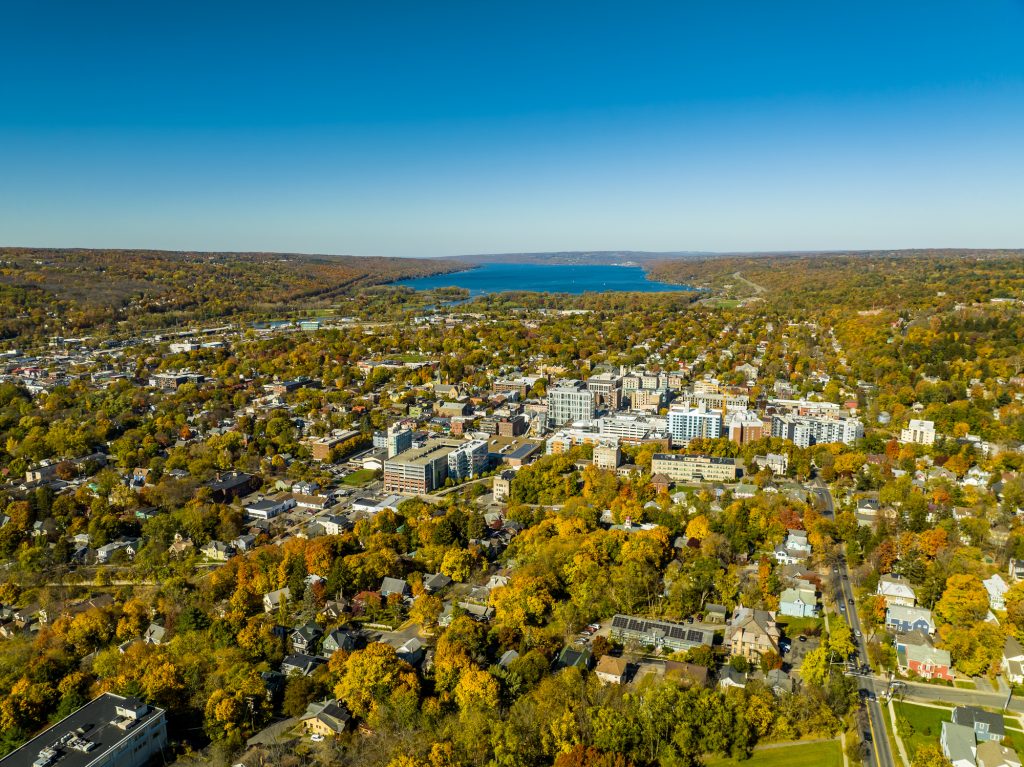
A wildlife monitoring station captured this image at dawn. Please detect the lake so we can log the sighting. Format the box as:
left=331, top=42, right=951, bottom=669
left=393, top=262, right=692, bottom=295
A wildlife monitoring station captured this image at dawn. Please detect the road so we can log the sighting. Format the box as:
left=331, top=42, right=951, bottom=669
left=818, top=481, right=896, bottom=767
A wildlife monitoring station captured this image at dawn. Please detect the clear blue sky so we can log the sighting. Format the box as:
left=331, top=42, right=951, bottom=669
left=2, top=1, right=1023, bottom=257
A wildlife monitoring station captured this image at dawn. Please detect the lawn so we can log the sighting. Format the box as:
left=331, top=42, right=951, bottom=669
left=953, top=680, right=975, bottom=689
left=1004, top=727, right=1024, bottom=756
left=342, top=468, right=379, bottom=487
left=893, top=701, right=951, bottom=757
left=777, top=616, right=824, bottom=636
left=703, top=739, right=842, bottom=767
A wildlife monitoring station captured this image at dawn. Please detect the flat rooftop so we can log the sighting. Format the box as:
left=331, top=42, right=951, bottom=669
left=0, top=693, right=164, bottom=767
left=652, top=453, right=736, bottom=466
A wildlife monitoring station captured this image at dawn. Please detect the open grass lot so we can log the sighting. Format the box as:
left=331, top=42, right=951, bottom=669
left=702, top=739, right=842, bottom=767
left=953, top=680, right=976, bottom=689
left=893, top=701, right=951, bottom=757
left=342, top=468, right=379, bottom=486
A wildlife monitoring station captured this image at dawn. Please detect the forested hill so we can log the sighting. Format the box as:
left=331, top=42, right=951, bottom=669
left=0, top=247, right=464, bottom=341
left=645, top=249, right=1024, bottom=311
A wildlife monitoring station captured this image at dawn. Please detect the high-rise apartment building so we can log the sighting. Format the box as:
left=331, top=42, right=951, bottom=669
left=546, top=380, right=596, bottom=427
left=667, top=403, right=722, bottom=446
left=726, top=410, right=766, bottom=445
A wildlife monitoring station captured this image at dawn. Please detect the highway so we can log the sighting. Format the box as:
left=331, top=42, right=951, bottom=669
left=814, top=479, right=897, bottom=767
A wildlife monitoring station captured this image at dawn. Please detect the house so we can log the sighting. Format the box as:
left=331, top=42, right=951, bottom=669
left=281, top=654, right=326, bottom=677
left=953, top=706, right=1005, bottom=743
left=942, top=721, right=978, bottom=767
left=322, top=628, right=357, bottom=657
left=319, top=598, right=349, bottom=622
left=886, top=605, right=936, bottom=635
left=200, top=540, right=235, bottom=561
left=96, top=538, right=139, bottom=563
left=1002, top=636, right=1024, bottom=684
left=380, top=577, right=410, bottom=599
left=143, top=623, right=166, bottom=645
left=977, top=741, right=1023, bottom=767
left=291, top=622, right=323, bottom=654
left=718, top=666, right=748, bottom=690
left=1008, top=559, right=1024, bottom=583
left=779, top=586, right=818, bottom=618
left=232, top=534, right=258, bottom=553
left=498, top=650, right=519, bottom=668
left=984, top=574, right=1009, bottom=611
left=704, top=604, right=728, bottom=624
left=877, top=574, right=917, bottom=607
left=396, top=637, right=426, bottom=666
left=423, top=573, right=453, bottom=593
left=300, top=699, right=351, bottom=737
left=555, top=646, right=591, bottom=671
left=763, top=668, right=794, bottom=695
left=728, top=608, right=781, bottom=663
left=897, top=639, right=953, bottom=681
left=263, top=587, right=291, bottom=613
left=595, top=655, right=628, bottom=684
left=663, top=660, right=710, bottom=687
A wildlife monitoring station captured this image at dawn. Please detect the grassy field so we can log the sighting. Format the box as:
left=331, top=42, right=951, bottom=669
left=703, top=739, right=842, bottom=767
left=953, top=680, right=975, bottom=689
left=893, top=701, right=951, bottom=757
left=342, top=468, right=379, bottom=487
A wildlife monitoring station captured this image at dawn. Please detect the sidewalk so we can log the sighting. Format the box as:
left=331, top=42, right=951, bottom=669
left=887, top=699, right=910, bottom=767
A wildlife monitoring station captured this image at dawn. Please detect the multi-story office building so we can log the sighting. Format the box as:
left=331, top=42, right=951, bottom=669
left=546, top=380, right=595, bottom=427
left=0, top=693, right=167, bottom=767
left=771, top=414, right=863, bottom=447
left=383, top=439, right=461, bottom=495
left=726, top=410, right=766, bottom=445
left=386, top=424, right=413, bottom=458
left=650, top=453, right=740, bottom=483
left=597, top=414, right=669, bottom=442
left=629, top=388, right=664, bottom=413
left=586, top=372, right=623, bottom=410
left=666, top=403, right=722, bottom=446
left=592, top=443, right=621, bottom=470
left=496, top=414, right=528, bottom=437
left=546, top=429, right=619, bottom=454
left=686, top=392, right=750, bottom=412
left=900, top=419, right=936, bottom=446
left=493, top=376, right=542, bottom=398
left=447, top=439, right=489, bottom=480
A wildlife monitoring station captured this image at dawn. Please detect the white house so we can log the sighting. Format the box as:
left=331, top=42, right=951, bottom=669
left=779, top=586, right=818, bottom=618
left=900, top=419, right=936, bottom=446
left=877, top=574, right=916, bottom=607
left=984, top=574, right=1009, bottom=611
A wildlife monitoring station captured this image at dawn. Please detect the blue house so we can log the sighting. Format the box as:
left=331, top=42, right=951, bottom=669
left=885, top=604, right=935, bottom=635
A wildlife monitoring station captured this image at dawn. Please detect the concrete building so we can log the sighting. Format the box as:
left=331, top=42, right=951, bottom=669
left=770, top=414, right=863, bottom=447
left=0, top=694, right=166, bottom=767
left=383, top=438, right=460, bottom=495
left=686, top=391, right=750, bottom=412
left=593, top=443, right=622, bottom=470
left=447, top=439, right=489, bottom=481
left=726, top=410, right=765, bottom=446
left=900, top=419, right=936, bottom=446
left=597, top=414, right=669, bottom=442
left=666, top=403, right=722, bottom=446
left=586, top=372, right=623, bottom=410
left=650, top=453, right=739, bottom=483
left=546, top=429, right=618, bottom=454
left=629, top=388, right=665, bottom=413
left=546, top=380, right=596, bottom=427
left=492, top=470, right=514, bottom=503
left=386, top=424, right=413, bottom=458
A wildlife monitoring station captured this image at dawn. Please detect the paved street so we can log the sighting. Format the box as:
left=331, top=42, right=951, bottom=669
left=818, top=481, right=896, bottom=767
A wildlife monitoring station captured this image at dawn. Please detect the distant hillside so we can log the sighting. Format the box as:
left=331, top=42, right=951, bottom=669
left=0, top=247, right=464, bottom=341
left=449, top=251, right=713, bottom=266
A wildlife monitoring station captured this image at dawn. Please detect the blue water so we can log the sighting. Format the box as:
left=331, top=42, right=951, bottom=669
left=394, top=262, right=691, bottom=295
